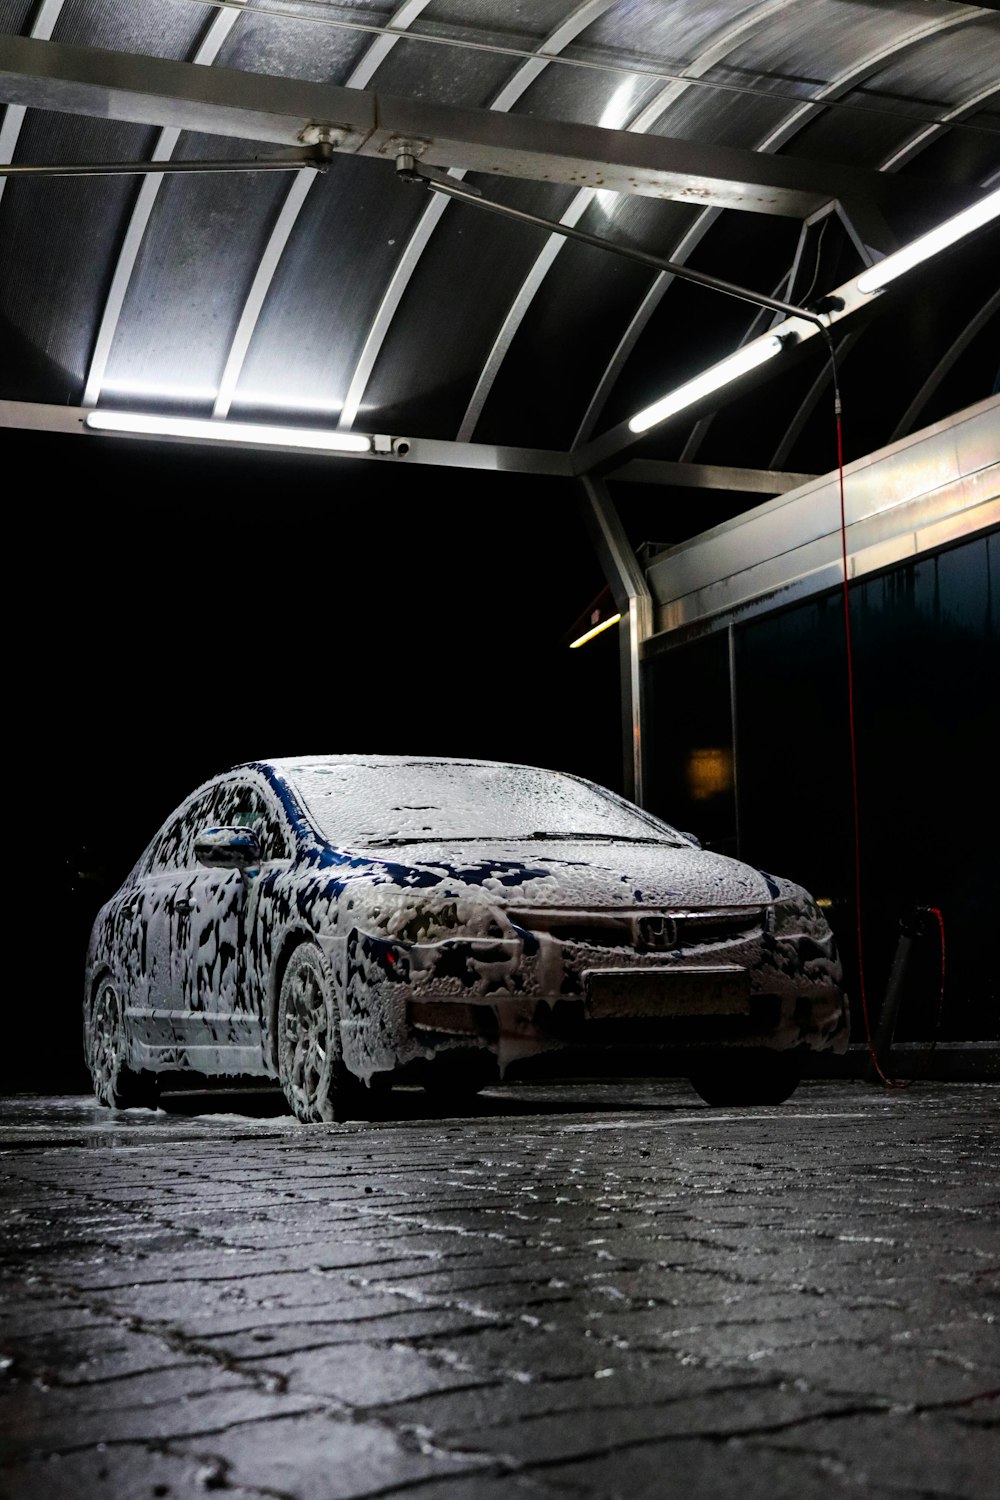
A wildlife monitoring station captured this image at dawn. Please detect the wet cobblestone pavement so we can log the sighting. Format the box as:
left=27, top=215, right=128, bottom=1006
left=1, top=1080, right=997, bottom=1498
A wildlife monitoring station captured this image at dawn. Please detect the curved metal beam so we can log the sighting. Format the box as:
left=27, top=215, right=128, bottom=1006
left=336, top=0, right=618, bottom=432
left=0, top=0, right=65, bottom=208
left=213, top=0, right=432, bottom=418
left=83, top=2, right=249, bottom=409
left=563, top=8, right=976, bottom=452
left=882, top=80, right=1000, bottom=172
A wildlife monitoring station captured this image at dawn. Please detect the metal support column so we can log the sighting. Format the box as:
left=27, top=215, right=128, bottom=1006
left=579, top=476, right=652, bottom=804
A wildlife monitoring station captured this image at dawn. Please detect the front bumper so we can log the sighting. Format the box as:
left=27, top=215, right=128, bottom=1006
left=341, top=908, right=849, bottom=1077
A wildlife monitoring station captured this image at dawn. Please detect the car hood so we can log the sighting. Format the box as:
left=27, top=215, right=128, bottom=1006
left=362, top=839, right=773, bottom=910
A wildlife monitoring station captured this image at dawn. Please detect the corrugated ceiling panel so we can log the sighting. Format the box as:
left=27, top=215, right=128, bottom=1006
left=472, top=199, right=698, bottom=449
left=51, top=0, right=204, bottom=57
left=851, top=12, right=1000, bottom=111
left=0, top=3, right=34, bottom=36
left=507, top=58, right=661, bottom=129
left=850, top=13, right=1000, bottom=113
left=634, top=77, right=790, bottom=149
left=576, top=0, right=775, bottom=72
left=97, top=132, right=295, bottom=411
left=351, top=175, right=584, bottom=436
left=215, top=5, right=384, bottom=82
left=360, top=31, right=521, bottom=108
left=904, top=129, right=1000, bottom=197
left=0, top=110, right=157, bottom=404
left=228, top=154, right=430, bottom=421
left=781, top=18, right=1000, bottom=171
left=421, top=0, right=578, bottom=45
left=714, top=0, right=960, bottom=103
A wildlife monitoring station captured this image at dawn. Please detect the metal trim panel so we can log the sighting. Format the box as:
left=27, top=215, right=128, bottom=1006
left=644, top=397, right=1000, bottom=641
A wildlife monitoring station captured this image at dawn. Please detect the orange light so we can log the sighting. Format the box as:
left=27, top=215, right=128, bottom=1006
left=686, top=747, right=734, bottom=800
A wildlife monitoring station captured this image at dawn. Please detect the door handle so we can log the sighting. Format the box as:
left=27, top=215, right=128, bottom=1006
left=174, top=898, right=194, bottom=915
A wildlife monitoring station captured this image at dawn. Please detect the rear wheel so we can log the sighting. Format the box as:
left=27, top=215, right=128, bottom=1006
left=688, top=1050, right=800, bottom=1107
left=86, top=976, right=157, bottom=1109
left=277, top=942, right=354, bottom=1122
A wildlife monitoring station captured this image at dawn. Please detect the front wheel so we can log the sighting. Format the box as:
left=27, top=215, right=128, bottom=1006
left=688, top=1050, right=800, bottom=1107
left=86, top=975, right=157, bottom=1109
left=277, top=942, right=354, bottom=1122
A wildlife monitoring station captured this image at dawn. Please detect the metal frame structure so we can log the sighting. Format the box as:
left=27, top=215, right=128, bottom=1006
left=0, top=36, right=938, bottom=215
left=1, top=12, right=997, bottom=799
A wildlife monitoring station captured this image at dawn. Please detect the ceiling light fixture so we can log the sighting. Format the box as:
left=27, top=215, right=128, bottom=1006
left=856, top=186, right=1000, bottom=295
left=84, top=410, right=372, bottom=454
left=628, top=333, right=787, bottom=435
left=569, top=613, right=622, bottom=648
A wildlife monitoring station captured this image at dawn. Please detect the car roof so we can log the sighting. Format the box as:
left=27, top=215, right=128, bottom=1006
left=253, top=754, right=572, bottom=777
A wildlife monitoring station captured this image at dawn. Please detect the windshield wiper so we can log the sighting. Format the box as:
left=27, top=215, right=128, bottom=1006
left=357, top=832, right=682, bottom=847
left=357, top=835, right=506, bottom=846
left=527, top=831, right=682, bottom=846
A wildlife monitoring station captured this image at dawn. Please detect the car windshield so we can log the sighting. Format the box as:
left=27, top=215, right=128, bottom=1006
left=282, top=759, right=686, bottom=848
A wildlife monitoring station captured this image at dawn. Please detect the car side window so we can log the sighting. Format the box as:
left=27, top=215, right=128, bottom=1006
left=213, top=779, right=291, bottom=862
left=144, top=788, right=220, bottom=874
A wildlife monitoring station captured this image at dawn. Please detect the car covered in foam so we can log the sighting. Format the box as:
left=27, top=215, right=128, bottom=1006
left=83, top=755, right=849, bottom=1117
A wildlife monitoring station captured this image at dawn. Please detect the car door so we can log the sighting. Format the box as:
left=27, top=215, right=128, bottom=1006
left=125, top=787, right=220, bottom=1054
left=172, top=776, right=291, bottom=1069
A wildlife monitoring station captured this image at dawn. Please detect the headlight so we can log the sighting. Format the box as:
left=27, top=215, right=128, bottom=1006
left=768, top=893, right=822, bottom=936
left=766, top=893, right=841, bottom=980
left=382, top=896, right=510, bottom=943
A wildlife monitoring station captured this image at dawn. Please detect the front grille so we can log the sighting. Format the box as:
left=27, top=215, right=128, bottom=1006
left=506, top=906, right=764, bottom=950
left=547, top=921, right=633, bottom=947
left=507, top=909, right=633, bottom=946
left=675, top=910, right=763, bottom=944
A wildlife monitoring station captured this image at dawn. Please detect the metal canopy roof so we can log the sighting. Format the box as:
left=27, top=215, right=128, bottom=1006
left=1, top=0, right=998, bottom=509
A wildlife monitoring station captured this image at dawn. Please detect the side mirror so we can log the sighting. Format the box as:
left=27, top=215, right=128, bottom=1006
left=680, top=831, right=703, bottom=849
left=195, top=826, right=262, bottom=871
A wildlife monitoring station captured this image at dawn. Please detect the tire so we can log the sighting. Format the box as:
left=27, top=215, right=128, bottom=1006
left=688, top=1050, right=800, bottom=1107
left=277, top=942, right=353, bottom=1123
left=86, top=975, right=157, bottom=1110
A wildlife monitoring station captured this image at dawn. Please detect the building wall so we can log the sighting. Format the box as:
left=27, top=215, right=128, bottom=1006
left=645, top=527, right=999, bottom=1044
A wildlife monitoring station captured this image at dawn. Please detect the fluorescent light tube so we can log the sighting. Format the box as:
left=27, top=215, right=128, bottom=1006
left=85, top=410, right=372, bottom=453
left=628, top=334, right=785, bottom=435
left=856, top=187, right=1000, bottom=295
left=569, top=613, right=622, bottom=648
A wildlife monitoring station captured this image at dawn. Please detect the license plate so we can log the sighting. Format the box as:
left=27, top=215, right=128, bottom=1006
left=583, top=965, right=751, bottom=1019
